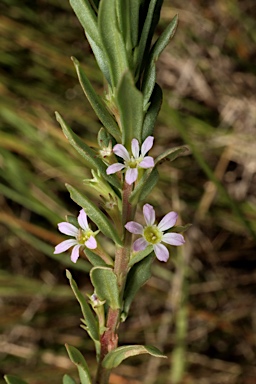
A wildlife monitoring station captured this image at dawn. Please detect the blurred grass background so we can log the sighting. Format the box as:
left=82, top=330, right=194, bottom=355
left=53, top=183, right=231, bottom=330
left=1, top=0, right=256, bottom=383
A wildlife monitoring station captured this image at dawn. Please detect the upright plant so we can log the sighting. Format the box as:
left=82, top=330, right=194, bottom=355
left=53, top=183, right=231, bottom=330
left=4, top=1, right=188, bottom=383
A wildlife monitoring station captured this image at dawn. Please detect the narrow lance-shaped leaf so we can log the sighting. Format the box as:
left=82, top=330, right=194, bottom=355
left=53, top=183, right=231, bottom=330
left=69, top=0, right=99, bottom=45
left=102, top=345, right=166, bottom=369
left=135, top=0, right=163, bottom=77
left=98, top=0, right=129, bottom=88
left=71, top=57, right=121, bottom=141
left=150, top=14, right=178, bottom=62
left=55, top=112, right=120, bottom=190
left=142, top=15, right=178, bottom=106
left=4, top=376, right=28, bottom=384
left=84, top=248, right=109, bottom=267
left=66, top=344, right=92, bottom=384
left=70, top=0, right=110, bottom=79
left=128, top=246, right=153, bottom=268
left=123, top=254, right=154, bottom=319
left=142, top=83, right=162, bottom=141
left=66, top=270, right=99, bottom=341
left=66, top=184, right=123, bottom=246
left=116, top=71, right=144, bottom=147
left=63, top=374, right=76, bottom=384
left=142, top=60, right=156, bottom=110
left=116, top=0, right=132, bottom=55
left=90, top=266, right=120, bottom=309
left=154, top=146, right=189, bottom=165
left=129, top=0, right=141, bottom=48
left=85, top=33, right=111, bottom=84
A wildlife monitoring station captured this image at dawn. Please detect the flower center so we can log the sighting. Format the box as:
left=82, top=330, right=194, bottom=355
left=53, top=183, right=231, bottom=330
left=77, top=228, right=93, bottom=245
left=126, top=156, right=141, bottom=169
left=143, top=225, right=162, bottom=245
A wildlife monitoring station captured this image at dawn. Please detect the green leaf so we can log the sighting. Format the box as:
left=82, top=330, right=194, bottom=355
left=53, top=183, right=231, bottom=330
left=90, top=266, right=120, bottom=309
left=71, top=57, right=120, bottom=141
left=126, top=0, right=140, bottom=49
left=84, top=248, right=108, bottom=267
left=155, top=146, right=189, bottom=165
left=55, top=112, right=120, bottom=190
left=116, top=0, right=132, bottom=55
left=85, top=33, right=111, bottom=84
left=98, top=0, right=129, bottom=88
left=135, top=0, right=163, bottom=76
left=142, top=83, right=162, bottom=141
left=66, top=344, right=92, bottom=384
left=150, top=14, right=178, bottom=62
left=171, top=223, right=192, bottom=233
left=128, top=246, right=153, bottom=268
left=69, top=0, right=111, bottom=82
left=142, top=60, right=156, bottom=109
left=69, top=0, right=99, bottom=44
left=63, top=374, right=76, bottom=384
left=123, top=254, right=154, bottom=319
left=116, top=71, right=144, bottom=146
left=4, top=376, right=28, bottom=384
left=66, top=184, right=123, bottom=246
left=102, top=345, right=166, bottom=369
left=66, top=270, right=99, bottom=341
left=129, top=168, right=159, bottom=204
left=142, top=15, right=178, bottom=108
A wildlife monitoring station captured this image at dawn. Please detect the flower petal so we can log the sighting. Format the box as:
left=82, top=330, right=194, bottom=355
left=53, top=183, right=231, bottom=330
left=125, top=168, right=138, bottom=184
left=133, top=237, right=148, bottom=252
left=125, top=221, right=144, bottom=234
left=71, top=244, right=81, bottom=263
left=139, top=156, right=154, bottom=169
left=141, top=136, right=154, bottom=156
left=78, top=209, right=89, bottom=230
left=162, top=233, right=185, bottom=246
left=58, top=222, right=78, bottom=237
left=106, top=163, right=125, bottom=175
left=153, top=243, right=169, bottom=262
left=85, top=235, right=97, bottom=249
left=54, top=239, right=77, bottom=254
left=143, top=204, right=155, bottom=226
left=158, top=211, right=178, bottom=231
left=131, top=138, right=140, bottom=159
left=113, top=144, right=130, bottom=161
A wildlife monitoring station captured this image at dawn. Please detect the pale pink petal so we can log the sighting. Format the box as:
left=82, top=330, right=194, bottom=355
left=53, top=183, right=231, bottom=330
left=133, top=237, right=148, bottom=252
left=125, top=168, right=138, bottom=184
left=106, top=163, right=125, bottom=175
left=162, top=233, right=185, bottom=246
left=78, top=209, right=89, bottom=230
left=113, top=144, right=130, bottom=161
left=71, top=244, right=81, bottom=263
left=58, top=222, right=78, bottom=237
left=153, top=243, right=169, bottom=262
left=131, top=139, right=140, bottom=159
left=125, top=221, right=144, bottom=234
left=54, top=239, right=77, bottom=254
left=139, top=156, right=154, bottom=169
left=85, top=235, right=97, bottom=249
left=158, top=211, right=178, bottom=231
left=141, top=136, right=154, bottom=156
left=143, top=204, right=155, bottom=226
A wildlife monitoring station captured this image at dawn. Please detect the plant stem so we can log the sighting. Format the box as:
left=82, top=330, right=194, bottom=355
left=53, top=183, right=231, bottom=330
left=94, top=182, right=135, bottom=383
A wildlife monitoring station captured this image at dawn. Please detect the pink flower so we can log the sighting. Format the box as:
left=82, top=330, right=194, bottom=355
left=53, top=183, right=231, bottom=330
left=54, top=209, right=97, bottom=263
left=106, top=136, right=154, bottom=185
left=125, top=204, right=185, bottom=262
